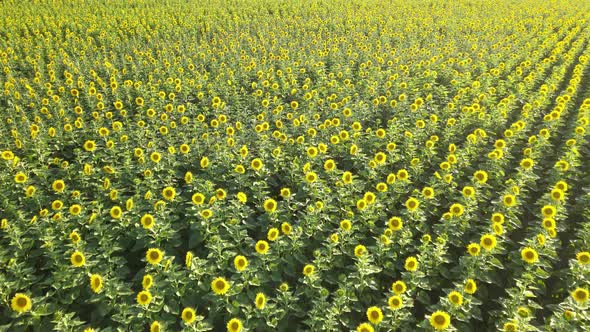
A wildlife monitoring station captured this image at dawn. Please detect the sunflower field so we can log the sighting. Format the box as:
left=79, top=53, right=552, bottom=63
left=1, top=0, right=589, bottom=331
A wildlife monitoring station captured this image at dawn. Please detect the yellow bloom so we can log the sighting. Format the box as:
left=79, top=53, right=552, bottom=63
left=521, top=247, right=539, bottom=264
left=255, top=240, right=269, bottom=254
left=162, top=186, right=176, bottom=201
left=388, top=295, right=403, bottom=310
left=181, top=307, right=197, bottom=324
left=449, top=203, right=465, bottom=216
left=255, top=292, right=266, bottom=309
left=448, top=291, right=463, bottom=306
left=541, top=205, right=557, bottom=218
left=354, top=244, right=367, bottom=257
left=388, top=217, right=403, bottom=231
left=404, top=256, right=418, bottom=271
left=150, top=321, right=162, bottom=332
left=263, top=198, right=277, bottom=213
left=146, top=248, right=163, bottom=265
left=392, top=280, right=407, bottom=294
left=227, top=318, right=243, bottom=332
left=576, top=252, right=590, bottom=265
left=234, top=255, right=248, bottom=272
left=572, top=288, right=589, bottom=304
left=142, top=274, right=154, bottom=290
left=251, top=158, right=263, bottom=170
left=467, top=243, right=481, bottom=256
left=14, top=172, right=27, bottom=184
left=480, top=234, right=497, bottom=251
left=211, top=277, right=230, bottom=295
left=366, top=306, right=383, bottom=324
left=502, top=194, right=516, bottom=207
left=464, top=279, right=477, bottom=294
left=141, top=214, right=155, bottom=229
left=52, top=179, right=66, bottom=193
left=11, top=293, right=32, bottom=313
left=83, top=140, right=96, bottom=152
left=405, top=197, right=420, bottom=212
left=356, top=323, right=374, bottom=332
left=71, top=251, right=86, bottom=267
left=429, top=311, right=451, bottom=330
left=137, top=290, right=152, bottom=306
left=303, top=264, right=315, bottom=276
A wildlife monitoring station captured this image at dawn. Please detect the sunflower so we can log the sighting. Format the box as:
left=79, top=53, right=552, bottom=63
left=324, top=159, right=336, bottom=171
left=305, top=172, right=318, bottom=183
left=572, top=288, right=589, bottom=304
left=83, top=140, right=96, bottom=152
left=52, top=179, right=66, bottom=193
left=392, top=280, right=407, bottom=294
left=449, top=203, right=465, bottom=217
left=388, top=217, right=403, bottom=231
left=267, top=228, right=280, bottom=241
left=11, top=293, right=32, bottom=313
left=142, top=274, right=154, bottom=290
left=181, top=307, right=197, bottom=324
left=303, top=264, right=315, bottom=276
left=255, top=240, right=269, bottom=254
left=136, top=290, right=152, bottom=306
left=192, top=193, right=205, bottom=205
left=550, top=189, right=564, bottom=202
left=227, top=318, right=243, bottom=332
left=491, top=213, right=505, bottom=224
left=280, top=222, right=292, bottom=235
left=255, top=292, right=266, bottom=309
left=405, top=256, right=418, bottom=271
left=405, top=197, right=420, bottom=212
left=340, top=219, right=352, bottom=231
left=150, top=321, right=162, bottom=332
left=141, top=214, right=155, bottom=229
left=502, top=194, right=516, bottom=207
left=71, top=251, right=86, bottom=267
left=356, top=323, right=374, bottom=332
left=263, top=198, right=277, bottom=213
left=69, top=231, right=81, bottom=244
left=211, top=277, right=230, bottom=295
left=251, top=158, right=263, bottom=170
left=388, top=295, right=403, bottom=310
left=462, top=186, right=475, bottom=199
left=200, top=209, right=213, bottom=219
left=541, top=205, right=556, bottom=218
left=234, top=255, right=248, bottom=271
left=429, top=311, right=451, bottom=330
left=521, top=247, right=539, bottom=264
left=150, top=152, right=161, bottom=163
left=354, top=245, right=367, bottom=257
left=422, top=187, right=435, bottom=199
left=480, top=234, right=497, bottom=251
left=110, top=206, right=122, bottom=219
left=200, top=156, right=210, bottom=168
left=448, top=291, right=463, bottom=306
left=162, top=186, right=176, bottom=201
left=146, top=248, right=163, bottom=265
left=14, top=172, right=27, bottom=184
left=473, top=170, right=488, bottom=184
left=342, top=171, right=353, bottom=184
left=542, top=218, right=556, bottom=230
left=467, top=243, right=481, bottom=256
left=520, top=158, right=534, bottom=170
left=577, top=252, right=590, bottom=265
left=503, top=321, right=518, bottom=332
left=366, top=306, right=383, bottom=324
left=464, top=279, right=477, bottom=294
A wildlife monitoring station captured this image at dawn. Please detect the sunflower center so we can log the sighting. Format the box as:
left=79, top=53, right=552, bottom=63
left=525, top=251, right=534, bottom=259
left=434, top=314, right=446, bottom=325
left=370, top=311, right=379, bottom=319
left=74, top=255, right=83, bottom=263
left=216, top=280, right=225, bottom=289
left=150, top=252, right=160, bottom=260
left=16, top=297, right=27, bottom=307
